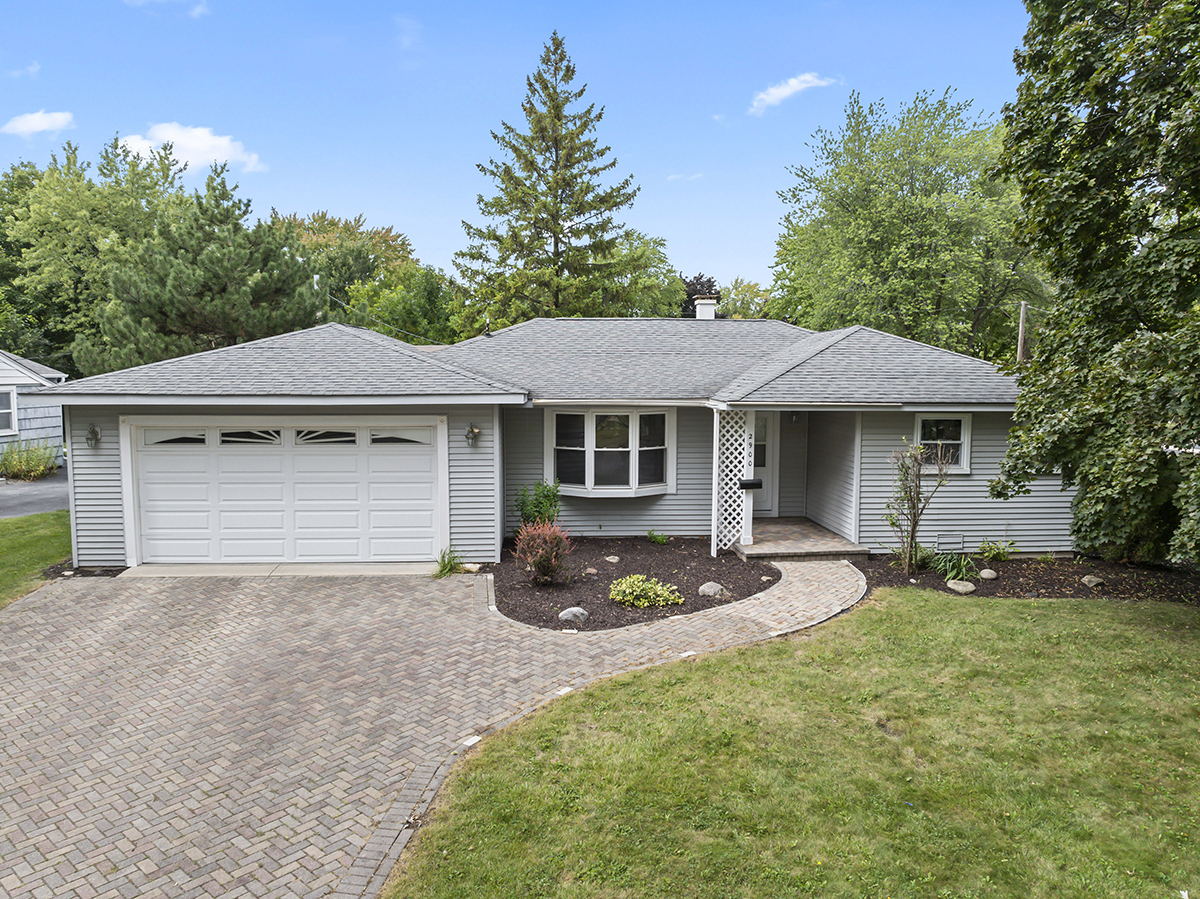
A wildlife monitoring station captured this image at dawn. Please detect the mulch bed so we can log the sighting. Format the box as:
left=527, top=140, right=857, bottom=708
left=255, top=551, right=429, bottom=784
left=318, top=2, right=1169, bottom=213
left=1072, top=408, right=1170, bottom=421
left=857, top=554, right=1200, bottom=606
left=42, top=559, right=126, bottom=579
left=485, top=536, right=781, bottom=631
left=489, top=538, right=1200, bottom=631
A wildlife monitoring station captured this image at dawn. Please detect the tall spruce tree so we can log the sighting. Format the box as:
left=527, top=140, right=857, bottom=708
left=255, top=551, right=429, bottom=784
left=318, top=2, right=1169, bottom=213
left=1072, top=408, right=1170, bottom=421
left=74, top=166, right=324, bottom=375
left=453, top=32, right=644, bottom=334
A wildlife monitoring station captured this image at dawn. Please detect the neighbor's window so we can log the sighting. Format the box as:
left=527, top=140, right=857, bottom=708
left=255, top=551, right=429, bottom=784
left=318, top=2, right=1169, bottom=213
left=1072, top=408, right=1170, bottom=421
left=548, top=409, right=674, bottom=495
left=0, top=388, right=14, bottom=435
left=915, top=415, right=971, bottom=472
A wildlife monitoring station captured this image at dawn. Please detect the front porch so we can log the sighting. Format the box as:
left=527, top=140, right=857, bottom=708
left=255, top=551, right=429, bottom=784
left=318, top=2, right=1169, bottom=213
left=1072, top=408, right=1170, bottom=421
left=733, top=517, right=871, bottom=564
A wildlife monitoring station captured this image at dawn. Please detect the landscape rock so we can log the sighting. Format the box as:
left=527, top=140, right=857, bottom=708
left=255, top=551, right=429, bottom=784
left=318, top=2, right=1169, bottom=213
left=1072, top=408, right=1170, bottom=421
left=585, top=567, right=598, bottom=575
left=980, top=568, right=998, bottom=580
left=761, top=575, right=772, bottom=581
left=605, top=556, right=620, bottom=564
left=1082, top=574, right=1105, bottom=589
left=558, top=607, right=589, bottom=626
left=461, top=563, right=480, bottom=573
left=698, top=581, right=729, bottom=598
left=947, top=579, right=976, bottom=595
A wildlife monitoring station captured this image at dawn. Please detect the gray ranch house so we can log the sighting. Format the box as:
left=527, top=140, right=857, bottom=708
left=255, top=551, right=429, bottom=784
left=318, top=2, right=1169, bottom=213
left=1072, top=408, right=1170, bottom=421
left=41, top=304, right=1073, bottom=568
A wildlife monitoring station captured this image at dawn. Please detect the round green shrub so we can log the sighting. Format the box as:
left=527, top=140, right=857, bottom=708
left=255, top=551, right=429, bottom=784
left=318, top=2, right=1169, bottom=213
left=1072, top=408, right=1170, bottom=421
left=609, top=574, right=683, bottom=608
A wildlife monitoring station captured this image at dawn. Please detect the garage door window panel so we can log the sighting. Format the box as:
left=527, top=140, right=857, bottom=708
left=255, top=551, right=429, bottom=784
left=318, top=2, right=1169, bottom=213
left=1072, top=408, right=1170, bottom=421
left=144, top=428, right=207, bottom=446
left=220, top=429, right=281, bottom=445
left=296, top=429, right=357, bottom=445
left=370, top=428, right=432, bottom=445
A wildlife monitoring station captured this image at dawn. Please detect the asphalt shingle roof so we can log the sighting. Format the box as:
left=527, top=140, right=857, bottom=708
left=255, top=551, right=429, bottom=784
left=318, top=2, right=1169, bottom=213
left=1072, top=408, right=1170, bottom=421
left=41, top=323, right=524, bottom=398
left=439, top=317, right=810, bottom=400
left=0, top=349, right=66, bottom=383
left=713, top=326, right=1017, bottom=405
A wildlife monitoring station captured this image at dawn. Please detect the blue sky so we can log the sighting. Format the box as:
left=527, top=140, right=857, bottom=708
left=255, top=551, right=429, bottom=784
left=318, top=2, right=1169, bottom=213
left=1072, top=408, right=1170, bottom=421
left=2, top=1, right=1031, bottom=288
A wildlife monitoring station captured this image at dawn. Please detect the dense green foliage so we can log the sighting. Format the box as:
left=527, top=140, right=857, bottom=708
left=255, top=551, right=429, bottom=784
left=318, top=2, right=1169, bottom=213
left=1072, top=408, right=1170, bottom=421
left=453, top=33, right=654, bottom=334
left=74, top=167, right=324, bottom=375
left=718, top=277, right=771, bottom=319
left=991, top=0, right=1200, bottom=562
left=0, top=440, right=58, bottom=481
left=340, top=261, right=460, bottom=346
left=1, top=140, right=186, bottom=374
left=769, top=91, right=1051, bottom=361
left=514, top=480, right=562, bottom=527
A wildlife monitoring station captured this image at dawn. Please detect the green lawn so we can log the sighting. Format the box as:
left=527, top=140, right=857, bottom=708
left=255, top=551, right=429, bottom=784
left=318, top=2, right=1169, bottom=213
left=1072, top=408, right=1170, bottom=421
left=385, top=589, right=1200, bottom=899
left=0, top=510, right=71, bottom=609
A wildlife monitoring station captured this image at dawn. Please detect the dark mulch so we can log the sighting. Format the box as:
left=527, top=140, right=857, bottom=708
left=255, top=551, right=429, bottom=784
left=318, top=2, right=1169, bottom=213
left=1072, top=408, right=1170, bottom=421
left=42, top=559, right=126, bottom=579
left=858, top=554, right=1200, bottom=606
left=485, top=536, right=781, bottom=631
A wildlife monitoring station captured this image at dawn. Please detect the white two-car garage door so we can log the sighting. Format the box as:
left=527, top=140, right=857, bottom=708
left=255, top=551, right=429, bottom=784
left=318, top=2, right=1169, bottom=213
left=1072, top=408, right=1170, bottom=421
left=134, top=419, right=446, bottom=563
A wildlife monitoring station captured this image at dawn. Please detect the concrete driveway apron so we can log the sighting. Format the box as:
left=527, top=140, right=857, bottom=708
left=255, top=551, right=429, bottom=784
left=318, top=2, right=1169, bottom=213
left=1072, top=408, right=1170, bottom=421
left=0, top=562, right=864, bottom=899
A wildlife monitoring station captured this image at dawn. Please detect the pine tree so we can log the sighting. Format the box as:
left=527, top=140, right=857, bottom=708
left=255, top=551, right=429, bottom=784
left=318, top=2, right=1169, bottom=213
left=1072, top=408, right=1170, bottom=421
left=74, top=166, right=324, bottom=375
left=453, top=32, right=643, bottom=334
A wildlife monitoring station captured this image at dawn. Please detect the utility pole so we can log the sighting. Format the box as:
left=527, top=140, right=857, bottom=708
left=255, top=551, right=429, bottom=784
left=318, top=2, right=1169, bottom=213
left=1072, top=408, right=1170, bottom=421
left=1017, top=300, right=1028, bottom=363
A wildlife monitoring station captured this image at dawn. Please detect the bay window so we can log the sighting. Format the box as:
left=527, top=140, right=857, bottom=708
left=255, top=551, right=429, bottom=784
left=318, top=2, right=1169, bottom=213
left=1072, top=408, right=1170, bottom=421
left=546, top=408, right=676, bottom=496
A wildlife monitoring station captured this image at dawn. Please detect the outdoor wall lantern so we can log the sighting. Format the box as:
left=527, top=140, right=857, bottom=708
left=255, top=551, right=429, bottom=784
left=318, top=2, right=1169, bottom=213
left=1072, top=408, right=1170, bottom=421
left=465, top=424, right=482, bottom=447
left=86, top=424, right=102, bottom=448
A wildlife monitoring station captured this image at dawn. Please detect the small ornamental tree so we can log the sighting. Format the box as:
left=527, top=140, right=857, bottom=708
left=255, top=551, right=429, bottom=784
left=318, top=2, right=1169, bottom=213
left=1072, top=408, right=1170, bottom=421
left=885, top=440, right=951, bottom=576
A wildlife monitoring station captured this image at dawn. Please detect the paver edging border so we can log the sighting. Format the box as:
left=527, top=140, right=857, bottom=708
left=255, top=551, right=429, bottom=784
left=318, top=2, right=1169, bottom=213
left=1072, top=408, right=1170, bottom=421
left=347, top=561, right=868, bottom=899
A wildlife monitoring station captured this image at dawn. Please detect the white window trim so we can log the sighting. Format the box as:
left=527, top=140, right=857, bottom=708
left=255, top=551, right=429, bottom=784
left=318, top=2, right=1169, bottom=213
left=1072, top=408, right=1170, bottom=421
left=0, top=387, right=17, bottom=437
left=914, top=413, right=972, bottom=474
left=543, top=407, right=677, bottom=497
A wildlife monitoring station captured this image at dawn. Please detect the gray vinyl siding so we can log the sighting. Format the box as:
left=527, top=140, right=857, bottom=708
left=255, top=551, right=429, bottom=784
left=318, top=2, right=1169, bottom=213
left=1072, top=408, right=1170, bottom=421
left=502, top=406, right=714, bottom=537
left=857, top=411, right=1075, bottom=555
left=778, top=411, right=808, bottom=516
left=446, top=407, right=501, bottom=562
left=805, top=411, right=858, bottom=541
left=66, top=407, right=125, bottom=568
left=2, top=400, right=63, bottom=459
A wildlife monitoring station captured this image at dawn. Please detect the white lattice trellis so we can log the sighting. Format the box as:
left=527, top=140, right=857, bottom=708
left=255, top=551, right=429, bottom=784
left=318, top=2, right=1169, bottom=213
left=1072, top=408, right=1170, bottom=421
left=713, top=410, right=754, bottom=551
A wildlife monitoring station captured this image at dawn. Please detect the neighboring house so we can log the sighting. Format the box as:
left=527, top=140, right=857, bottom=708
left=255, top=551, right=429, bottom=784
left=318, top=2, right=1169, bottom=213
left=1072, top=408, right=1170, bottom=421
left=0, top=350, right=67, bottom=461
left=37, top=304, right=1074, bottom=568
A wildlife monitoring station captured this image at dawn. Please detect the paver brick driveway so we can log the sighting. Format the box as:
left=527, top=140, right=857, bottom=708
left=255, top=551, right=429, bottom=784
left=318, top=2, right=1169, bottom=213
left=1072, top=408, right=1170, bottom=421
left=0, top=564, right=864, bottom=899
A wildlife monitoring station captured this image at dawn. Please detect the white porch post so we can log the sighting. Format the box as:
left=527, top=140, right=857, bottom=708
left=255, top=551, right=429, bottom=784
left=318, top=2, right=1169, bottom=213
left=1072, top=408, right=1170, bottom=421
left=711, top=409, right=755, bottom=555
left=739, top=413, right=754, bottom=546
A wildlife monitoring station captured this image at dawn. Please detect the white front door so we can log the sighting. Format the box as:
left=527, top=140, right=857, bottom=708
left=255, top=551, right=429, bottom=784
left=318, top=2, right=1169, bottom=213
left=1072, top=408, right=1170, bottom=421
left=752, top=412, right=777, bottom=517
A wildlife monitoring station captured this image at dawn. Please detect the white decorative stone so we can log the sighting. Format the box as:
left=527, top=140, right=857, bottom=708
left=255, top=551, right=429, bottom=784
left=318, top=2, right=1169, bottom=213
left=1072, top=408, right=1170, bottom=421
left=62, top=570, right=75, bottom=577
left=558, top=607, right=589, bottom=625
left=1082, top=574, right=1105, bottom=588
left=461, top=563, right=480, bottom=573
left=605, top=556, right=620, bottom=564
left=698, top=581, right=729, bottom=598
left=947, top=579, right=976, bottom=595
left=980, top=569, right=998, bottom=580
left=585, top=567, right=598, bottom=575
left=761, top=576, right=772, bottom=581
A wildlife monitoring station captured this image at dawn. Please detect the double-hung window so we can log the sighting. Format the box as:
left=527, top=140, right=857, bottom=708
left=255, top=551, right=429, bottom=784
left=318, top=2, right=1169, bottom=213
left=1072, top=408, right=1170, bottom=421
left=915, top=414, right=971, bottom=473
left=0, top=388, right=16, bottom=436
left=547, top=408, right=675, bottom=496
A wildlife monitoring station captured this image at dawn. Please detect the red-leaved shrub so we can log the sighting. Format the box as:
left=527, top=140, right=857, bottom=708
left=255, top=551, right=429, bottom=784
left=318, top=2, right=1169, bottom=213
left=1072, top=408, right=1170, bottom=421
left=514, top=520, right=572, bottom=585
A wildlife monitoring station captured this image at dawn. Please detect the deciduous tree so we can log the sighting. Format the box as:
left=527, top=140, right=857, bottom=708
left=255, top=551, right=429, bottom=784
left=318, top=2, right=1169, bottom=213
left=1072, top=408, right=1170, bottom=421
left=453, top=32, right=645, bottom=334
left=990, top=0, right=1200, bottom=562
left=768, top=91, right=1050, bottom=360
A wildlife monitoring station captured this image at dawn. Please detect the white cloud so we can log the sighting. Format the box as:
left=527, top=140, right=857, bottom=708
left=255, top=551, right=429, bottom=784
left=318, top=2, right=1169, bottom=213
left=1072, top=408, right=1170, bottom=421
left=394, top=16, right=422, bottom=50
left=1, top=110, right=74, bottom=138
left=123, top=123, right=266, bottom=172
left=8, top=61, right=40, bottom=79
left=123, top=0, right=211, bottom=15
left=667, top=173, right=703, bottom=182
left=748, top=72, right=835, bottom=116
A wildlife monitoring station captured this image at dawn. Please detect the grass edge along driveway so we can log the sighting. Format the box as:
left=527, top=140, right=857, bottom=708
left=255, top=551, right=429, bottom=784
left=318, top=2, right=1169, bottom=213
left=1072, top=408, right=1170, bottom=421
left=384, top=588, right=1200, bottom=899
left=0, top=510, right=70, bottom=610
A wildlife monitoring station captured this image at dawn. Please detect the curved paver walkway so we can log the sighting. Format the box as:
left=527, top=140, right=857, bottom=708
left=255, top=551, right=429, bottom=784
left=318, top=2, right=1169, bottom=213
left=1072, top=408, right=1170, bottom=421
left=0, top=561, right=864, bottom=899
